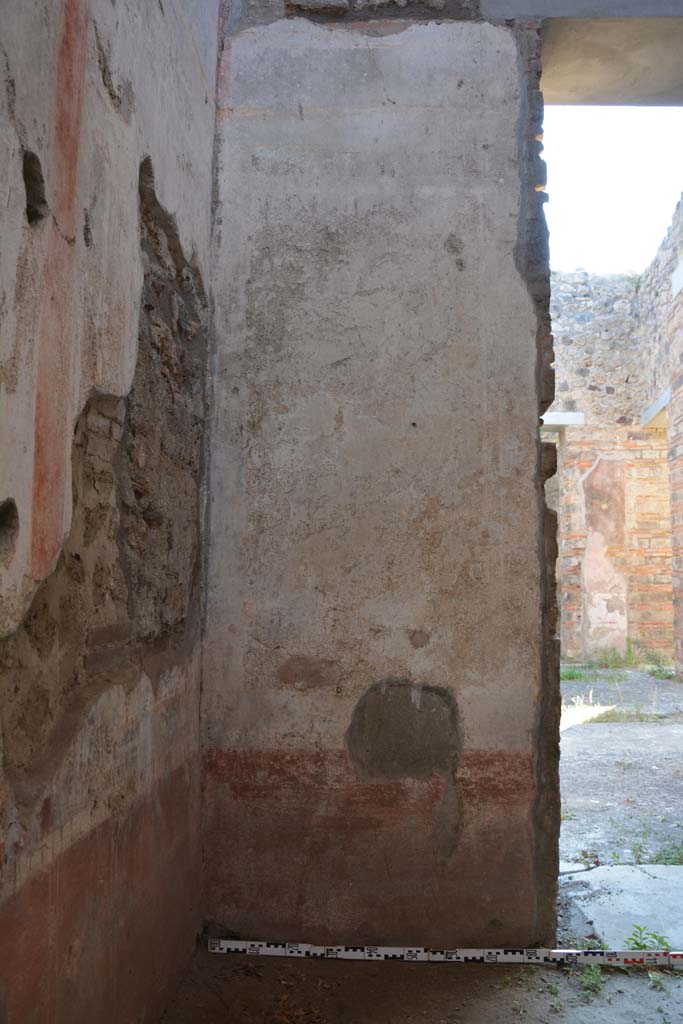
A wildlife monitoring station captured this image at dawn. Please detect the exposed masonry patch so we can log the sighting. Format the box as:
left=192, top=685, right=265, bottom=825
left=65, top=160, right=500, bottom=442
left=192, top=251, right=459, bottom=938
left=0, top=157, right=207, bottom=815
left=22, top=151, right=48, bottom=226
left=83, top=207, right=93, bottom=247
left=346, top=678, right=459, bottom=782
left=0, top=498, right=19, bottom=565
left=227, top=0, right=480, bottom=32
left=94, top=22, right=134, bottom=123
left=285, top=0, right=350, bottom=14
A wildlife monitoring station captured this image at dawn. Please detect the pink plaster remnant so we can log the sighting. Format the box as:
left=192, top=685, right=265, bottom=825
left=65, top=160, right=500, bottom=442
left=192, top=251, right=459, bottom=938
left=30, top=0, right=88, bottom=579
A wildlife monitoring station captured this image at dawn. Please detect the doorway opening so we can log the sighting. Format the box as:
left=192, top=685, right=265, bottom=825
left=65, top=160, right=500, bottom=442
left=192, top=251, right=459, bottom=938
left=541, top=103, right=683, bottom=951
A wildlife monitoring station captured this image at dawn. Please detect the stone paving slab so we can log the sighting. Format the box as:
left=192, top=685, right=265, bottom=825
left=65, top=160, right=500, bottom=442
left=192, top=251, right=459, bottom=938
left=559, top=865, right=683, bottom=951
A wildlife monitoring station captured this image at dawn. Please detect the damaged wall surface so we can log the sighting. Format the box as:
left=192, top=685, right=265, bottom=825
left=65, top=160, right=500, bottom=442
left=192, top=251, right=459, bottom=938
left=0, top=2, right=218, bottom=1021
left=203, top=17, right=558, bottom=948
left=1, top=2, right=565, bottom=1019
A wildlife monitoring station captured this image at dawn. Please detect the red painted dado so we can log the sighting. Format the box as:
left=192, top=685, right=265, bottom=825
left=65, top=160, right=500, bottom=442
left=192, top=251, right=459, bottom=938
left=202, top=747, right=538, bottom=948
left=203, top=747, right=535, bottom=808
left=29, top=0, right=88, bottom=580
left=0, top=762, right=200, bottom=1024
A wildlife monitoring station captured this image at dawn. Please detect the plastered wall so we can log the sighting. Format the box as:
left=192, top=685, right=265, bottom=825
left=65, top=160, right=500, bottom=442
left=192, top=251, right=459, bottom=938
left=1, top=4, right=561, bottom=1016
left=0, top=2, right=218, bottom=1021
left=203, top=16, right=558, bottom=947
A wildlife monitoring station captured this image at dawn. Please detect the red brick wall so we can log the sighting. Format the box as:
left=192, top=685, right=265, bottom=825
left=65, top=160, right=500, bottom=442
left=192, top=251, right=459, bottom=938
left=666, top=292, right=683, bottom=671
left=557, top=425, right=674, bottom=663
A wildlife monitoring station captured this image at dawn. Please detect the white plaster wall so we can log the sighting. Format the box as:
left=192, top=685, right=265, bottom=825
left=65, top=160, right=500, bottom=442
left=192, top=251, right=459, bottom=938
left=206, top=17, right=542, bottom=760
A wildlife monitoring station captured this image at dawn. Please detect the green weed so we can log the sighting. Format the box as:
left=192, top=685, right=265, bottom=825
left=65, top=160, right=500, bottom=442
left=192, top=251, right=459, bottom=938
left=579, top=964, right=603, bottom=996
left=651, top=843, right=683, bottom=866
left=588, top=708, right=665, bottom=723
left=650, top=665, right=677, bottom=680
left=585, top=637, right=675, bottom=674
left=631, top=841, right=646, bottom=865
left=625, top=925, right=670, bottom=951
left=560, top=666, right=588, bottom=681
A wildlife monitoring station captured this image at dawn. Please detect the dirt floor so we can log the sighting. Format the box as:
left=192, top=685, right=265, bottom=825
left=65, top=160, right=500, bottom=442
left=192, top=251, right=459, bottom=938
left=159, top=946, right=683, bottom=1023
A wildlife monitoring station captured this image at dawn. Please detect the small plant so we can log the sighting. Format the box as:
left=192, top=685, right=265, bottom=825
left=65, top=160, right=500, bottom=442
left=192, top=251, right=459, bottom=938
left=500, top=971, right=534, bottom=992
left=549, top=1000, right=564, bottom=1014
left=560, top=809, right=577, bottom=821
left=545, top=982, right=559, bottom=996
left=575, top=936, right=607, bottom=951
left=560, top=665, right=587, bottom=681
left=631, top=841, right=647, bottom=865
left=589, top=708, right=664, bottom=723
left=586, top=638, right=675, bottom=674
left=625, top=636, right=642, bottom=667
left=650, top=664, right=676, bottom=680
left=580, top=964, right=603, bottom=996
left=648, top=970, right=666, bottom=991
left=651, top=843, right=683, bottom=865
left=625, top=925, right=670, bottom=950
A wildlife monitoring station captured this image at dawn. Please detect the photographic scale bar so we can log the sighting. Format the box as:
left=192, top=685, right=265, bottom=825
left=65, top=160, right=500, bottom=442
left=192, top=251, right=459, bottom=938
left=208, top=940, right=682, bottom=968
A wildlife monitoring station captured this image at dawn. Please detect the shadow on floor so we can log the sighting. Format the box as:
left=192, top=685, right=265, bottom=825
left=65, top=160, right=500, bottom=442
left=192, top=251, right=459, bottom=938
left=159, top=946, right=683, bottom=1023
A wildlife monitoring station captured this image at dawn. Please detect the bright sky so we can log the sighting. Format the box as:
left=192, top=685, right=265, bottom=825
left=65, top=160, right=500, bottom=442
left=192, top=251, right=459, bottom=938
left=542, top=106, right=683, bottom=274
